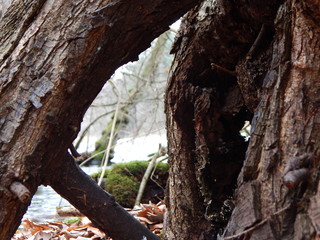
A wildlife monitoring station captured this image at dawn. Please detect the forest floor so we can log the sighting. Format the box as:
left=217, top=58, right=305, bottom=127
left=13, top=202, right=165, bottom=240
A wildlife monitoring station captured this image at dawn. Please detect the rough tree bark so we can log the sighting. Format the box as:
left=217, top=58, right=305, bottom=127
left=165, top=0, right=320, bottom=239
left=0, top=0, right=201, bottom=239
left=223, top=1, right=320, bottom=239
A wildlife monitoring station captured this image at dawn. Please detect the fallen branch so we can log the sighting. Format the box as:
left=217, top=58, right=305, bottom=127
left=98, top=81, right=121, bottom=187
left=135, top=145, right=164, bottom=206
left=49, top=153, right=161, bottom=240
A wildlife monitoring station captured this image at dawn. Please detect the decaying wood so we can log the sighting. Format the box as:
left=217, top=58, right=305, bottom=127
left=165, top=0, right=280, bottom=238
left=9, top=181, right=31, bottom=203
left=56, top=206, right=84, bottom=218
left=0, top=0, right=202, bottom=239
left=223, top=1, right=320, bottom=239
left=165, top=0, right=320, bottom=239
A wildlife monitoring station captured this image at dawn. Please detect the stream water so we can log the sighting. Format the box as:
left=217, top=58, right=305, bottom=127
left=23, top=135, right=166, bottom=223
left=23, top=166, right=99, bottom=223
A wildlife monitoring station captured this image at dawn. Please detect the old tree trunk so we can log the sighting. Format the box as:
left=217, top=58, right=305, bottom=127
left=0, top=0, right=202, bottom=239
left=165, top=0, right=320, bottom=240
left=1, top=0, right=320, bottom=239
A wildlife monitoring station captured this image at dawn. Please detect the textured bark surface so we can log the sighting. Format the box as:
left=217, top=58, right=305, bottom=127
left=51, top=153, right=160, bottom=240
left=165, top=1, right=279, bottom=239
left=164, top=0, right=320, bottom=239
left=223, top=1, right=320, bottom=239
left=0, top=0, right=201, bottom=239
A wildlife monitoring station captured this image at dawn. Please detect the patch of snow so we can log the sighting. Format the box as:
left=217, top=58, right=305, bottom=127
left=112, top=133, right=167, bottom=163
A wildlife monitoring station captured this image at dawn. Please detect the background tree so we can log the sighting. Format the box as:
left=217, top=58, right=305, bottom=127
left=0, top=0, right=201, bottom=239
left=75, top=31, right=175, bottom=164
left=165, top=0, right=320, bottom=239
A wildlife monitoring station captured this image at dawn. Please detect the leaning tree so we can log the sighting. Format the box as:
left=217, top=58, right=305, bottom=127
left=165, top=0, right=320, bottom=239
left=0, top=0, right=201, bottom=239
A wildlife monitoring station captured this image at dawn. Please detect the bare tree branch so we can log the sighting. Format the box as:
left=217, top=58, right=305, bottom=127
left=50, top=153, right=161, bottom=240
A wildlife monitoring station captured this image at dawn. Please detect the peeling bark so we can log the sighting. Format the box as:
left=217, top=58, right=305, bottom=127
left=0, top=0, right=202, bottom=239
left=164, top=0, right=320, bottom=239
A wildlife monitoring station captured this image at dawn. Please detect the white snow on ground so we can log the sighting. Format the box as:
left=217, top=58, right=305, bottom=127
left=112, top=133, right=167, bottom=163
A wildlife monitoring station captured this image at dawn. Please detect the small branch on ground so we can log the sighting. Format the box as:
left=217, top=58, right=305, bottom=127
left=48, top=153, right=161, bottom=240
left=135, top=144, right=165, bottom=206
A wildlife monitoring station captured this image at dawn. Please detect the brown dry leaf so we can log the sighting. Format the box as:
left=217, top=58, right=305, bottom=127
left=87, top=226, right=106, bottom=239
left=23, top=220, right=53, bottom=235
left=140, top=203, right=155, bottom=212
left=79, top=217, right=92, bottom=225
left=135, top=202, right=165, bottom=224
left=146, top=211, right=163, bottom=223
left=67, top=223, right=91, bottom=232
left=74, top=237, right=92, bottom=240
left=47, top=221, right=66, bottom=228
left=14, top=202, right=166, bottom=240
left=136, top=209, right=148, bottom=218
left=150, top=223, right=163, bottom=231
left=66, top=217, right=90, bottom=231
left=135, top=216, right=155, bottom=224
left=12, top=230, right=32, bottom=240
left=60, top=230, right=82, bottom=239
left=22, top=220, right=34, bottom=230
left=151, top=228, right=162, bottom=235
left=33, top=231, right=52, bottom=240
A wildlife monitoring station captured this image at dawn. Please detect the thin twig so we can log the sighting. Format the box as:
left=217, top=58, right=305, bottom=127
left=79, top=146, right=115, bottom=167
left=69, top=144, right=81, bottom=158
left=150, top=156, right=168, bottom=190
left=75, top=111, right=114, bottom=149
left=246, top=24, right=267, bottom=60
left=98, top=82, right=121, bottom=186
left=134, top=144, right=163, bottom=206
left=223, top=204, right=291, bottom=240
left=211, top=63, right=236, bottom=76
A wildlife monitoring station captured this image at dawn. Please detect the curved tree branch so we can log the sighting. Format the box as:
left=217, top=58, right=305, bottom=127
left=0, top=0, right=202, bottom=238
